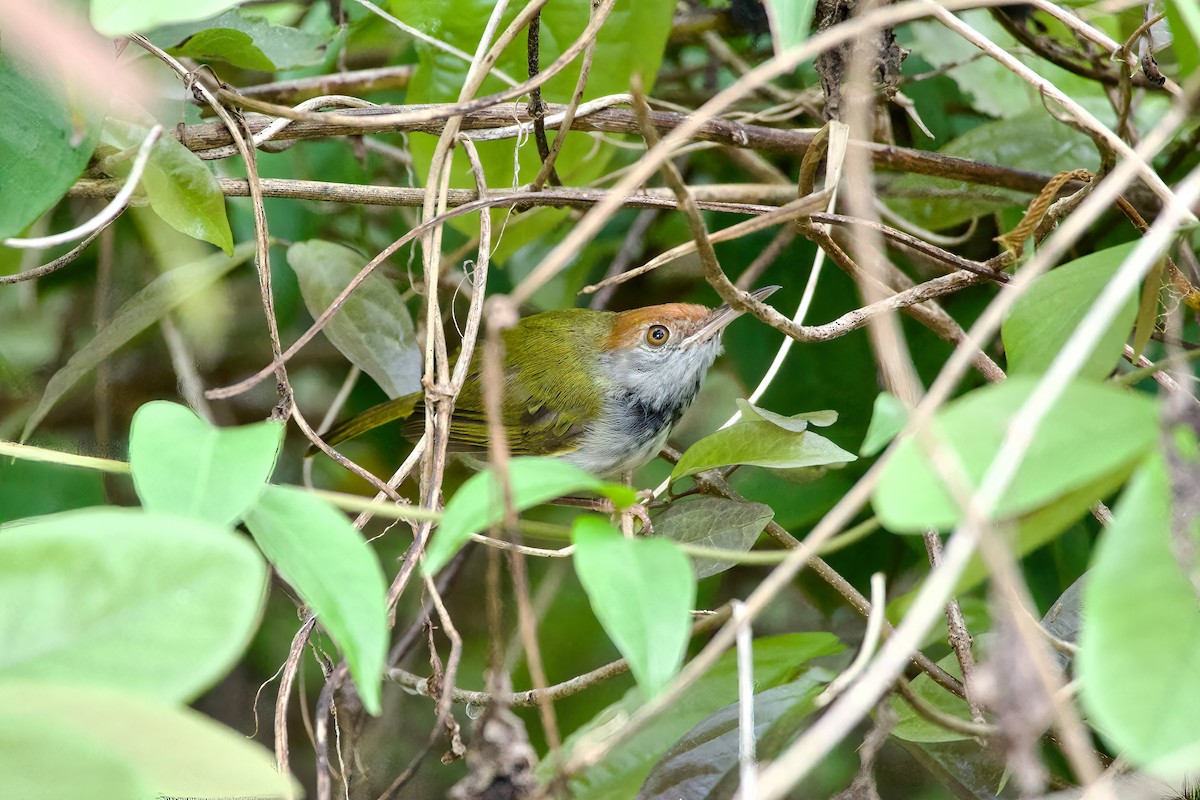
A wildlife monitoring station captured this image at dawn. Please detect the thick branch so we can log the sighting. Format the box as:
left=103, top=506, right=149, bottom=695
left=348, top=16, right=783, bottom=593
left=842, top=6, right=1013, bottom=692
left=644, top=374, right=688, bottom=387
left=175, top=103, right=1074, bottom=196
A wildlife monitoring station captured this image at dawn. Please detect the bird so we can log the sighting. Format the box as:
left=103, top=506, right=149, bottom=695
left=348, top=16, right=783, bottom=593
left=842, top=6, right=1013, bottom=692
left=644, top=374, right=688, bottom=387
left=318, top=286, right=781, bottom=477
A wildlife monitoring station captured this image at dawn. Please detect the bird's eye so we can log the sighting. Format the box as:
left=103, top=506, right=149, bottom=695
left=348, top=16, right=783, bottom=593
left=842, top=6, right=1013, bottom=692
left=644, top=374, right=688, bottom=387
left=645, top=324, right=671, bottom=347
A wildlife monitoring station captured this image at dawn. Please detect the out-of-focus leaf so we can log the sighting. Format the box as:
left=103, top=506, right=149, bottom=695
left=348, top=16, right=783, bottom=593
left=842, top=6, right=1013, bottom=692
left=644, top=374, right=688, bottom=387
left=1041, top=574, right=1086, bottom=672
left=0, top=457, right=105, bottom=522
left=426, top=456, right=635, bottom=575
left=573, top=516, right=696, bottom=697
left=0, top=54, right=102, bottom=238
left=103, top=119, right=234, bottom=254
left=130, top=401, right=283, bottom=527
left=860, top=391, right=908, bottom=456
left=398, top=0, right=675, bottom=258
left=637, top=671, right=831, bottom=799
left=0, top=683, right=295, bottom=798
left=672, top=421, right=856, bottom=482
left=153, top=9, right=326, bottom=70
left=1002, top=242, right=1138, bottom=381
left=1131, top=257, right=1165, bottom=361
left=891, top=653, right=973, bottom=743
left=20, top=242, right=254, bottom=441
left=245, top=485, right=388, bottom=715
left=287, top=240, right=420, bottom=399
left=654, top=496, right=773, bottom=579
left=548, top=633, right=844, bottom=799
left=883, top=111, right=1099, bottom=231
left=0, top=508, right=267, bottom=703
left=1165, top=0, right=1200, bottom=75
left=735, top=399, right=837, bottom=431
left=0, top=717, right=150, bottom=800
left=873, top=378, right=1157, bottom=532
left=90, top=0, right=243, bottom=36
left=763, top=0, right=818, bottom=55
left=1079, top=454, right=1200, bottom=773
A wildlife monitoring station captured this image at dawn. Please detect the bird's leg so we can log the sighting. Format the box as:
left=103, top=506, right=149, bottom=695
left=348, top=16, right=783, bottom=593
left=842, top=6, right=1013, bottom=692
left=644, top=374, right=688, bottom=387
left=551, top=494, right=653, bottom=534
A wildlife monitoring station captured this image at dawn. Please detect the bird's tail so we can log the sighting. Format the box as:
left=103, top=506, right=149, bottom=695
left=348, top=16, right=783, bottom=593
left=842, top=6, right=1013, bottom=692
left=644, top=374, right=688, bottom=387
left=307, top=393, right=420, bottom=455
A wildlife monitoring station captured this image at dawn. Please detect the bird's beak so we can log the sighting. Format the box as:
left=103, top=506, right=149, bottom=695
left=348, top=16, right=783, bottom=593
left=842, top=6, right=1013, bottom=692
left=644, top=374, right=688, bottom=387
left=685, top=285, right=782, bottom=346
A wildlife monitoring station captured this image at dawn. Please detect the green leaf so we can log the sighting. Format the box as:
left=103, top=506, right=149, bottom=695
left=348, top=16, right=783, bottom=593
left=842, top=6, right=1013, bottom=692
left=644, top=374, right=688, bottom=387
left=891, top=653, right=973, bottom=742
left=425, top=456, right=635, bottom=575
left=129, top=401, right=283, bottom=526
left=0, top=508, right=267, bottom=703
left=103, top=118, right=234, bottom=254
left=1078, top=454, right=1200, bottom=773
left=672, top=421, right=857, bottom=482
left=1131, top=257, right=1164, bottom=361
left=399, top=0, right=675, bottom=259
left=654, top=496, right=774, bottom=579
left=0, top=456, right=105, bottom=522
left=20, top=242, right=254, bottom=441
left=1165, top=0, right=1200, bottom=75
left=549, top=633, right=843, bottom=799
left=860, top=391, right=908, bottom=456
left=763, top=0, right=818, bottom=54
left=735, top=399, right=837, bottom=431
left=637, top=671, right=831, bottom=799
left=0, top=716, right=151, bottom=800
left=153, top=9, right=326, bottom=70
left=90, top=0, right=243, bottom=36
left=0, top=54, right=102, bottom=238
left=288, top=240, right=421, bottom=399
left=1002, top=242, right=1138, bottom=381
left=883, top=111, right=1100, bottom=231
left=873, top=378, right=1158, bottom=532
left=572, top=516, right=696, bottom=697
left=244, top=485, right=388, bottom=716
left=0, top=682, right=295, bottom=798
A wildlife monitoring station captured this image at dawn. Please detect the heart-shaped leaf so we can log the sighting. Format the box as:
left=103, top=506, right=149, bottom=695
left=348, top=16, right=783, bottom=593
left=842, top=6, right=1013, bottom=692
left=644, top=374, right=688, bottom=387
left=572, top=516, right=696, bottom=697
left=130, top=400, right=283, bottom=527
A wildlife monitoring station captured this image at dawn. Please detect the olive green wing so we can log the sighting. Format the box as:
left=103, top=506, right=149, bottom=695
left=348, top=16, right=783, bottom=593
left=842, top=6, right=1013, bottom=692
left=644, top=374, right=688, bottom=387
left=414, top=311, right=608, bottom=457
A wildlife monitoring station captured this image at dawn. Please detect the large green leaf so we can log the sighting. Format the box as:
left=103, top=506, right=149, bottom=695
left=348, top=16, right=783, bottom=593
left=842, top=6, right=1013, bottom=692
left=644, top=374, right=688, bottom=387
left=572, top=516, right=696, bottom=697
left=548, top=633, right=843, bottom=799
left=19, top=242, right=254, bottom=441
left=244, top=485, right=388, bottom=715
left=883, top=111, right=1099, bottom=231
left=397, top=0, right=675, bottom=258
left=425, top=456, right=635, bottom=575
left=103, top=118, right=234, bottom=254
left=0, top=508, right=267, bottom=703
left=0, top=716, right=150, bottom=800
left=129, top=401, right=283, bottom=526
left=654, top=496, right=774, bottom=579
left=0, top=54, right=102, bottom=239
left=873, top=378, right=1158, bottom=531
left=287, top=240, right=421, bottom=399
left=1078, top=454, right=1200, bottom=773
left=153, top=9, right=326, bottom=70
left=90, top=0, right=243, bottom=36
left=0, top=683, right=295, bottom=798
left=1002, top=242, right=1138, bottom=381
